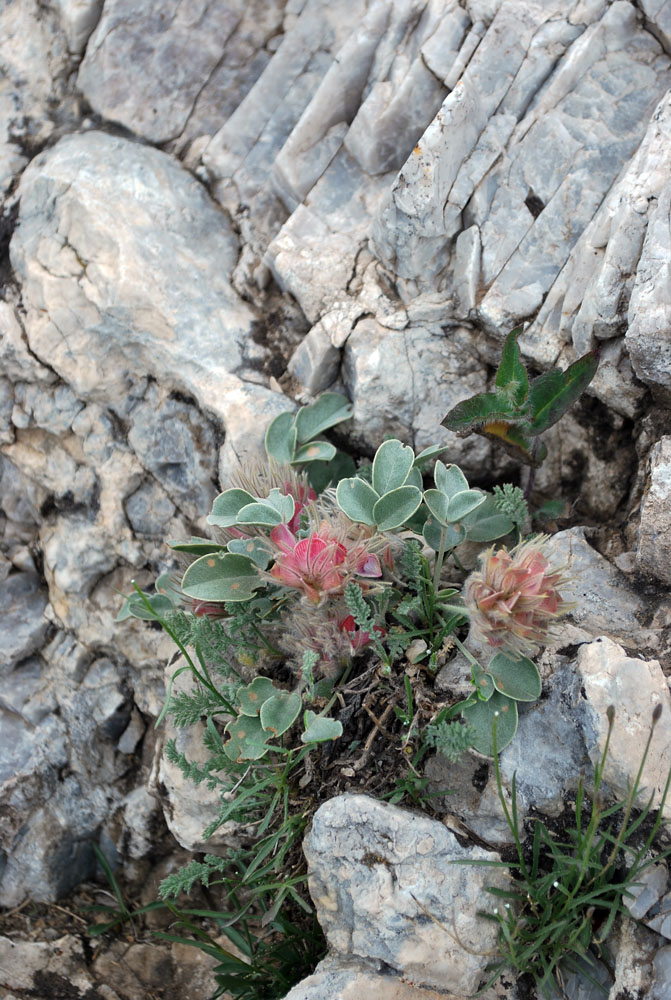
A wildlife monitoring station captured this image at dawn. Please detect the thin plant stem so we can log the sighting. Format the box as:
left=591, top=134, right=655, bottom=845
left=432, top=526, right=448, bottom=593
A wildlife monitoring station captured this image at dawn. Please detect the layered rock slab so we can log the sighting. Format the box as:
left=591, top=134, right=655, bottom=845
left=637, top=436, right=671, bottom=584
left=77, top=0, right=285, bottom=146
left=304, top=794, right=503, bottom=994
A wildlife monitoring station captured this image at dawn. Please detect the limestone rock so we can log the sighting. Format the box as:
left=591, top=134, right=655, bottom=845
left=546, top=528, right=650, bottom=648
left=637, top=437, right=671, bottom=584
left=625, top=863, right=669, bottom=920
left=53, top=0, right=103, bottom=54
left=652, top=947, right=671, bottom=1000
left=626, top=176, right=671, bottom=394
left=78, top=0, right=284, bottom=145
left=282, top=956, right=454, bottom=1000
left=0, top=302, right=56, bottom=385
left=577, top=637, right=671, bottom=821
left=342, top=318, right=492, bottom=475
left=0, top=934, right=95, bottom=995
left=204, top=0, right=368, bottom=210
left=152, top=660, right=236, bottom=854
left=10, top=131, right=282, bottom=435
left=0, top=572, right=49, bottom=674
left=304, top=793, right=503, bottom=994
left=0, top=0, right=70, bottom=195
left=127, top=386, right=218, bottom=518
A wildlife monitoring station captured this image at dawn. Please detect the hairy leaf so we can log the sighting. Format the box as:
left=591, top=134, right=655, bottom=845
left=481, top=421, right=547, bottom=468
left=447, top=489, right=487, bottom=522
left=527, top=350, right=599, bottom=435
left=495, top=327, right=529, bottom=405
left=168, top=537, right=228, bottom=555
left=207, top=489, right=257, bottom=528
left=462, top=494, right=515, bottom=542
left=260, top=690, right=302, bottom=737
left=301, top=711, right=343, bottom=744
left=223, top=715, right=270, bottom=761
left=372, top=485, right=423, bottom=531
left=434, top=461, right=469, bottom=498
left=487, top=652, right=542, bottom=702
left=227, top=537, right=272, bottom=570
left=462, top=691, right=518, bottom=755
left=237, top=677, right=278, bottom=717
left=442, top=391, right=520, bottom=436
left=292, top=440, right=337, bottom=464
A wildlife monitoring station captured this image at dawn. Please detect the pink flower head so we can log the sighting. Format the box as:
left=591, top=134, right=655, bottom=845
left=464, top=536, right=569, bottom=657
left=268, top=521, right=382, bottom=605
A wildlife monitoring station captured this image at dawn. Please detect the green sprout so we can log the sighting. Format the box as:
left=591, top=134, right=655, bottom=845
left=442, top=328, right=599, bottom=467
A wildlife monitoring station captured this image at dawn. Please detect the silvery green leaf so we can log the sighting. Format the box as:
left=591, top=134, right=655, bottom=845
left=237, top=677, right=278, bottom=716
left=373, top=485, right=422, bottom=531
left=263, top=489, right=296, bottom=522
left=462, top=494, right=515, bottom=542
left=236, top=502, right=283, bottom=527
left=260, top=690, right=302, bottom=737
left=301, top=711, right=343, bottom=744
left=412, top=443, right=448, bottom=467
left=446, top=489, right=487, bottom=521
left=294, top=393, right=353, bottom=443
left=422, top=516, right=466, bottom=551
left=336, top=477, right=379, bottom=525
left=488, top=653, right=541, bottom=702
left=208, top=488, right=257, bottom=528
left=292, top=440, right=336, bottom=463
left=227, top=537, right=272, bottom=569
left=181, top=552, right=260, bottom=602
left=372, top=439, right=415, bottom=496
left=434, top=462, right=469, bottom=498
left=462, top=691, right=518, bottom=755
left=265, top=411, right=297, bottom=464
left=423, top=489, right=449, bottom=525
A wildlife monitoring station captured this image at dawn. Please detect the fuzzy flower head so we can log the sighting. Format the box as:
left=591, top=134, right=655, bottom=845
left=278, top=602, right=384, bottom=677
left=464, top=536, right=570, bottom=657
left=218, top=458, right=316, bottom=540
left=267, top=518, right=382, bottom=606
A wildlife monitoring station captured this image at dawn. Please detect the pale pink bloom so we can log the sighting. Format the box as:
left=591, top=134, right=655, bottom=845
left=464, top=536, right=569, bottom=656
left=268, top=521, right=381, bottom=605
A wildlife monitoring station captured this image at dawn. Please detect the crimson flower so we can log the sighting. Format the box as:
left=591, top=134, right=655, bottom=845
left=268, top=522, right=382, bottom=605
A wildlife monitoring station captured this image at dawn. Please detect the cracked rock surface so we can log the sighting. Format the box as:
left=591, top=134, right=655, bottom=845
left=1, top=0, right=671, bottom=998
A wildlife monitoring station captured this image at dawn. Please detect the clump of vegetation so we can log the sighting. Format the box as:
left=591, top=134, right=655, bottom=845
left=113, top=332, right=599, bottom=998
left=465, top=706, right=671, bottom=998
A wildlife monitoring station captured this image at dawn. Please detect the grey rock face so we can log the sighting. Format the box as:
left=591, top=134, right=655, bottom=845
left=282, top=956, right=452, bottom=1000
left=77, top=0, right=284, bottom=145
left=342, top=318, right=492, bottom=475
left=546, top=528, right=651, bottom=649
left=304, top=793, right=503, bottom=994
left=10, top=132, right=256, bottom=414
left=0, top=572, right=49, bottom=674
left=53, top=0, right=103, bottom=54
left=577, top=637, right=671, bottom=821
left=637, top=437, right=671, bottom=584
left=127, top=387, right=218, bottom=518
